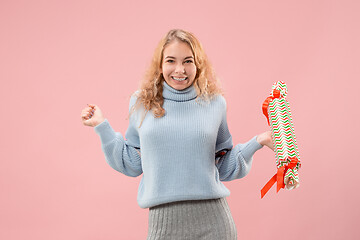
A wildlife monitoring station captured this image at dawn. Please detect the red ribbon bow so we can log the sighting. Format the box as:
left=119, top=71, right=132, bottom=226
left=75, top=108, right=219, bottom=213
left=260, top=157, right=299, bottom=198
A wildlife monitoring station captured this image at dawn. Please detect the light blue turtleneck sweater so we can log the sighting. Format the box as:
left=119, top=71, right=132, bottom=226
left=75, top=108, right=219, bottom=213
left=94, top=81, right=263, bottom=208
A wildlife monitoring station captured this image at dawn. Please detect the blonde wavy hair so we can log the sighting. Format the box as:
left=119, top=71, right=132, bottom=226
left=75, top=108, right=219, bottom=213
left=130, top=29, right=223, bottom=126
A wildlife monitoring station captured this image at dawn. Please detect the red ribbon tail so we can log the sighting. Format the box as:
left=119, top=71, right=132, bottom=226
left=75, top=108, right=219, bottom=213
left=261, top=173, right=277, bottom=198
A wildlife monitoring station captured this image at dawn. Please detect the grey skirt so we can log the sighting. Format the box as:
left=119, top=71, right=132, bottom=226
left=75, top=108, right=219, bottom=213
left=147, top=197, right=237, bottom=240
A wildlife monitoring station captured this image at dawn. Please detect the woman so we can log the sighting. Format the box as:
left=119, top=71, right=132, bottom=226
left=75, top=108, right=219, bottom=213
left=81, top=29, right=273, bottom=239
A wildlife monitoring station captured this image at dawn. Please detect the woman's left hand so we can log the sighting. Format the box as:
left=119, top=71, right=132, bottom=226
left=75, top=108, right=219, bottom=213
left=256, top=131, right=274, bottom=151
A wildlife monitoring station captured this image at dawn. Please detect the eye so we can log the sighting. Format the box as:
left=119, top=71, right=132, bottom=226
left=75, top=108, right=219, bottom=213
left=166, top=59, right=174, bottom=63
left=185, top=60, right=193, bottom=63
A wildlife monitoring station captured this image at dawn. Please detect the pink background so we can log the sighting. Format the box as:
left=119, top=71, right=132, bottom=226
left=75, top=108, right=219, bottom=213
left=1, top=0, right=359, bottom=239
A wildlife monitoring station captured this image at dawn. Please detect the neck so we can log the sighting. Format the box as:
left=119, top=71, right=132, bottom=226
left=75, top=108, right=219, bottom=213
left=162, top=81, right=198, bottom=102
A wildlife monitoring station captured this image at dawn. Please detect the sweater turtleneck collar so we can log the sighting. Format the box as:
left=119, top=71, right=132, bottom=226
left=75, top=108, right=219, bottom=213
left=162, top=80, right=198, bottom=102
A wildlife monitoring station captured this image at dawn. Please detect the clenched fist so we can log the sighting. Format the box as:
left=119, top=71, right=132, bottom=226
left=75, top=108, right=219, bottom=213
left=81, top=104, right=105, bottom=127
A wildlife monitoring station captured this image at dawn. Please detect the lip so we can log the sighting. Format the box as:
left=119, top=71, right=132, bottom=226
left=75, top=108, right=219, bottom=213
left=171, top=76, right=188, bottom=82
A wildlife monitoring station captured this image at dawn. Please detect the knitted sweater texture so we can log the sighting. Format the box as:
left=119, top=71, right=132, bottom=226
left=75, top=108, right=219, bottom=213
left=94, top=81, right=263, bottom=208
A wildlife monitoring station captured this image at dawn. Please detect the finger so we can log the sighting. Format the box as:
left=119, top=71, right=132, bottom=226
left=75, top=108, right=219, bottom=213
left=82, top=110, right=90, bottom=115
left=81, top=115, right=90, bottom=120
left=83, top=118, right=90, bottom=124
left=270, top=143, right=275, bottom=151
left=84, top=108, right=94, bottom=115
left=82, top=108, right=92, bottom=115
left=82, top=112, right=93, bottom=119
left=82, top=111, right=91, bottom=116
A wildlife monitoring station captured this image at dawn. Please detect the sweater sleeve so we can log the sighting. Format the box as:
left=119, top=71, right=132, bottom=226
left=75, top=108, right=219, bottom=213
left=94, top=94, right=142, bottom=177
left=216, top=136, right=263, bottom=181
left=215, top=96, right=233, bottom=152
left=215, top=96, right=263, bottom=181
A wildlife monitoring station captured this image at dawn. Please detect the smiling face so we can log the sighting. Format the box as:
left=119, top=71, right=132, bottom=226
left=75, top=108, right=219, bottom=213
left=160, top=40, right=197, bottom=91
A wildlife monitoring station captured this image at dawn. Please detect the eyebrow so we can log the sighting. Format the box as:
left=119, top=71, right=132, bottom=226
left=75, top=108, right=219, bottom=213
left=164, top=56, right=194, bottom=60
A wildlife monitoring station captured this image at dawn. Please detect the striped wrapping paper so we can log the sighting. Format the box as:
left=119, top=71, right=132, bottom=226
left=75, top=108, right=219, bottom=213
left=261, top=81, right=301, bottom=198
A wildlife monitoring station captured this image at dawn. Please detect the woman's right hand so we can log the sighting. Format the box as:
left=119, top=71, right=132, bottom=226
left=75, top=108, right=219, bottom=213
left=256, top=131, right=274, bottom=151
left=81, top=104, right=105, bottom=127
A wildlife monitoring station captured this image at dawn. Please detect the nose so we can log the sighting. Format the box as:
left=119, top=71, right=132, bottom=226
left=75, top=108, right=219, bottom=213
left=175, top=63, right=185, bottom=74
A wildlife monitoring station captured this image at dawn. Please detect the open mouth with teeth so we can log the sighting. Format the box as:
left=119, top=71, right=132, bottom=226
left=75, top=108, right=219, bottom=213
left=171, top=76, right=188, bottom=82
